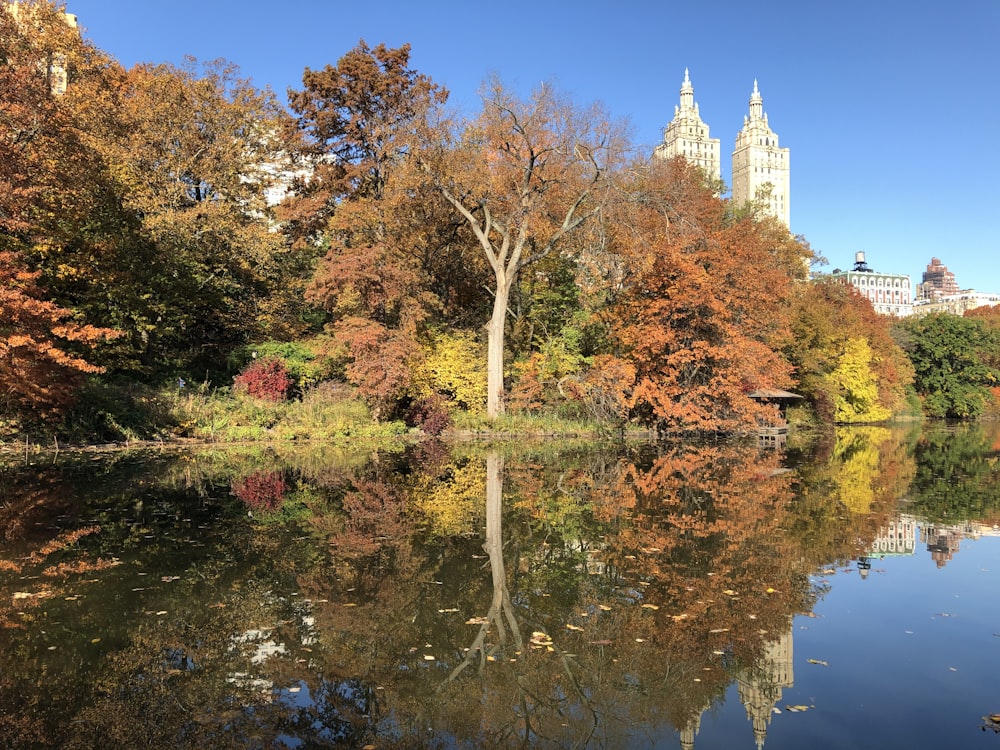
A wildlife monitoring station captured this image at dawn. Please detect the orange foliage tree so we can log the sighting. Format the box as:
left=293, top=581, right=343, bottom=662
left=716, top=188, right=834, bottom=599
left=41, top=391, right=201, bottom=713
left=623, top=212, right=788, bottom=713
left=0, top=3, right=117, bottom=420
left=602, top=158, right=808, bottom=433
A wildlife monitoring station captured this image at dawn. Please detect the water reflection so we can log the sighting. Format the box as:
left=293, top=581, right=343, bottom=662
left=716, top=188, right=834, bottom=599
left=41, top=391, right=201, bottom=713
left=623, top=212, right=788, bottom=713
left=0, top=423, right=998, bottom=748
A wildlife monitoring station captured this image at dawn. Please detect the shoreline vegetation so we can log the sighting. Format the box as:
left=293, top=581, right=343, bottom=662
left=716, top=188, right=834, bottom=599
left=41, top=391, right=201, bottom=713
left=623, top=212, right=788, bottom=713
left=4, top=9, right=1000, bottom=447
left=0, top=378, right=931, bottom=457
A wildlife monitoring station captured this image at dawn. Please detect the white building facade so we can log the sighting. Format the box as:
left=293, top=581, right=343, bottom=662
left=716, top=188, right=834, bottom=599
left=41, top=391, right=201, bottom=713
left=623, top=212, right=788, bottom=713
left=654, top=69, right=721, bottom=183
left=831, top=252, right=913, bottom=317
left=731, top=80, right=790, bottom=227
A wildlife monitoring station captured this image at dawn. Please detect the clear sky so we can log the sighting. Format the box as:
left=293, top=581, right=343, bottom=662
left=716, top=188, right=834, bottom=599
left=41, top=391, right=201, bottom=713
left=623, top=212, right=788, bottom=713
left=69, top=0, right=1000, bottom=296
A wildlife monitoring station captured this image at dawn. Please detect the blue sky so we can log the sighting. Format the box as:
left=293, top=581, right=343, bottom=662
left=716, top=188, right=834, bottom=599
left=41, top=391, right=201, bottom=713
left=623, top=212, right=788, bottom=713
left=70, top=0, right=1000, bottom=296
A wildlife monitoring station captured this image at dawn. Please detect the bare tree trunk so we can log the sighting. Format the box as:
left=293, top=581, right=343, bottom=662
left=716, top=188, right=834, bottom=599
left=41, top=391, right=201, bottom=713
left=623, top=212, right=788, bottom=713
left=487, top=273, right=510, bottom=418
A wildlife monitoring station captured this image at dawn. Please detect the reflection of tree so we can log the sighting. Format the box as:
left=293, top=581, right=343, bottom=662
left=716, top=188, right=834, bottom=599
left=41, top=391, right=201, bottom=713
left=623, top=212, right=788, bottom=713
left=787, top=425, right=917, bottom=567
left=443, top=453, right=523, bottom=682
left=907, top=422, right=1000, bottom=523
left=1, top=433, right=941, bottom=748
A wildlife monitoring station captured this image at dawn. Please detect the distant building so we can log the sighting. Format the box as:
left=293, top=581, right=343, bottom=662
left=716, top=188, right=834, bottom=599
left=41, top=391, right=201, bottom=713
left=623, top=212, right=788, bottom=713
left=731, top=80, right=790, bottom=228
left=654, top=69, right=721, bottom=183
left=654, top=73, right=790, bottom=227
left=830, top=252, right=913, bottom=317
left=5, top=1, right=79, bottom=96
left=911, top=290, right=1000, bottom=317
left=916, top=257, right=960, bottom=301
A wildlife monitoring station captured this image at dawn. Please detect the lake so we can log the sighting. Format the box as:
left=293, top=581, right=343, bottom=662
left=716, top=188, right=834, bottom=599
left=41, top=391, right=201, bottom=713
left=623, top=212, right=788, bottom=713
left=1, top=423, right=999, bottom=749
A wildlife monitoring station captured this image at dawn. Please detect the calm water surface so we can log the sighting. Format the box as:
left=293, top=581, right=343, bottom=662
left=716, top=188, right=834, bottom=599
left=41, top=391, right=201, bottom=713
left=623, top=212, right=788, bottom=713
left=1, top=423, right=998, bottom=749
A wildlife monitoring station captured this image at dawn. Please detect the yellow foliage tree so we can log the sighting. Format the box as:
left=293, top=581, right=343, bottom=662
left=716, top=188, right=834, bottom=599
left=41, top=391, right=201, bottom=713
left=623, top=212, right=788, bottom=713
left=824, top=337, right=892, bottom=423
left=411, top=330, right=488, bottom=413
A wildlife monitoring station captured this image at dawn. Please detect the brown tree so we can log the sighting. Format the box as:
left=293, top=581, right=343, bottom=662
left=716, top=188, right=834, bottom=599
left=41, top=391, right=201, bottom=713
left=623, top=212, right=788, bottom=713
left=288, top=42, right=486, bottom=413
left=419, top=78, right=627, bottom=417
left=0, top=2, right=118, bottom=419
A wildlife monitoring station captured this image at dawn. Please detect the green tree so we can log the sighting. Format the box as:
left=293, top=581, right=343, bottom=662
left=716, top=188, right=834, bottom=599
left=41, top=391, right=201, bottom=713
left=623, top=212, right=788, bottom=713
left=897, top=313, right=1000, bottom=418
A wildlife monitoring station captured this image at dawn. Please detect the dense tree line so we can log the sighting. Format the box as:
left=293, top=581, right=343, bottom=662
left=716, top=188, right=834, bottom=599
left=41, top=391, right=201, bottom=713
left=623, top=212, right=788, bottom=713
left=3, top=1, right=998, bottom=435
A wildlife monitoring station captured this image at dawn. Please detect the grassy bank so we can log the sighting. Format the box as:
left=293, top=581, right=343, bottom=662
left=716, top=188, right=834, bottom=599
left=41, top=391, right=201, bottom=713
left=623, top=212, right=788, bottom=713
left=2, top=380, right=617, bottom=450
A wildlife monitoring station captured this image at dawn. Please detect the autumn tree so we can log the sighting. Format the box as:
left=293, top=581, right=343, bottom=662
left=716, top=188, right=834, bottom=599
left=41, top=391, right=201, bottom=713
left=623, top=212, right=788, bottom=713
left=66, top=58, right=292, bottom=375
left=601, top=157, right=809, bottom=433
left=786, top=278, right=913, bottom=423
left=286, top=42, right=485, bottom=414
left=0, top=2, right=118, bottom=420
left=419, top=78, right=627, bottom=417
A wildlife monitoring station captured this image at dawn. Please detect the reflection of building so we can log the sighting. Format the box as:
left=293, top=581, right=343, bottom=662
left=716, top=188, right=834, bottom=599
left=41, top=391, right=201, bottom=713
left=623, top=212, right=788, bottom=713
left=674, top=625, right=796, bottom=748
left=922, top=524, right=965, bottom=568
left=920, top=521, right=1000, bottom=567
left=737, top=628, right=794, bottom=749
left=870, top=516, right=917, bottom=557
left=654, top=69, right=721, bottom=183
left=830, top=252, right=913, bottom=317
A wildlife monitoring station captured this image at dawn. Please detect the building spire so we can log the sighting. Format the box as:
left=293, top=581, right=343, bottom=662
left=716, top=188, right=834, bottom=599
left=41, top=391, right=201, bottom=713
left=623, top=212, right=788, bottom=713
left=748, top=78, right=764, bottom=120
left=679, top=67, right=695, bottom=110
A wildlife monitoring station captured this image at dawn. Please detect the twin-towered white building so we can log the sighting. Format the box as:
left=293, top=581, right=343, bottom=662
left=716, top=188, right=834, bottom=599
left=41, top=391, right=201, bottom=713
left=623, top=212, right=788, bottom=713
left=655, top=70, right=791, bottom=229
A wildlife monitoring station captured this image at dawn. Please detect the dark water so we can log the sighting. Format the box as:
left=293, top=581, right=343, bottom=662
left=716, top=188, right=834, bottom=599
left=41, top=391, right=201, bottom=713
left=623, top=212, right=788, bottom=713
left=1, top=424, right=999, bottom=749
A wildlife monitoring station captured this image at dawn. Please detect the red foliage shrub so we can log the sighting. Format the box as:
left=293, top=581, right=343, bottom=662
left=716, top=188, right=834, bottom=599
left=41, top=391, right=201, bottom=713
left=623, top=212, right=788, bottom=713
left=233, top=358, right=292, bottom=402
left=231, top=471, right=287, bottom=513
left=405, top=395, right=452, bottom=436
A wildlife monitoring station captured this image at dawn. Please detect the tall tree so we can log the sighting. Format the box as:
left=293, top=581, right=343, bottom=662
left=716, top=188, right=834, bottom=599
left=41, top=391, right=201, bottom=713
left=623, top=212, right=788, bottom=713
left=0, top=1, right=118, bottom=420
left=79, top=58, right=290, bottom=375
left=420, top=78, right=626, bottom=417
left=603, top=157, right=807, bottom=432
left=786, top=278, right=913, bottom=422
left=287, top=42, right=485, bottom=414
